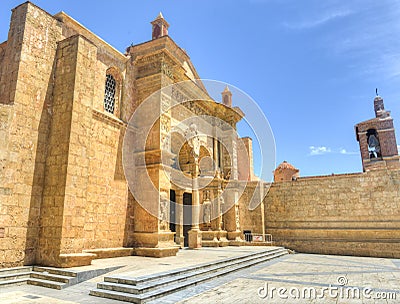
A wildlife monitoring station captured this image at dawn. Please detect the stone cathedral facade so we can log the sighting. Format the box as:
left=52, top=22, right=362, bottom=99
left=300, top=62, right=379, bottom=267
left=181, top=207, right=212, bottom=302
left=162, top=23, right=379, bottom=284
left=1, top=2, right=399, bottom=268
left=0, top=2, right=262, bottom=268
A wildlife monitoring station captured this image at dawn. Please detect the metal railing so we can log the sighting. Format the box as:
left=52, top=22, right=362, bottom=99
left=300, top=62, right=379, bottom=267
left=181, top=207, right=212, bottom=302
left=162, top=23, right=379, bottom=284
left=244, top=233, right=272, bottom=243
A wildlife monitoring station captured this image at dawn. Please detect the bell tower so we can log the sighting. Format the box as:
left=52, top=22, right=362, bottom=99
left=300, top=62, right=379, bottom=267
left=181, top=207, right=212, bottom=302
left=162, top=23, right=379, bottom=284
left=355, top=93, right=400, bottom=171
left=221, top=85, right=232, bottom=107
left=151, top=12, right=169, bottom=40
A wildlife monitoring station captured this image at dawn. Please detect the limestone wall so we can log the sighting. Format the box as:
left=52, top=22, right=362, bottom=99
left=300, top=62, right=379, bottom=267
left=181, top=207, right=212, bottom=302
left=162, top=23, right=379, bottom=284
left=85, top=113, right=128, bottom=249
left=238, top=183, right=265, bottom=234
left=0, top=104, right=13, bottom=266
left=1, top=1, right=161, bottom=267
left=55, top=13, right=131, bottom=252
left=55, top=12, right=134, bottom=123
left=0, top=41, right=6, bottom=80
left=237, top=137, right=254, bottom=181
left=39, top=33, right=131, bottom=265
left=265, top=169, right=400, bottom=258
left=0, top=3, right=62, bottom=267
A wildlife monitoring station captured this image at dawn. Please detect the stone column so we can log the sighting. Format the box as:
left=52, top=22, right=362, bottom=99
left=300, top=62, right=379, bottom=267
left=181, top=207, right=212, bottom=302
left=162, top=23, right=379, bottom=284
left=175, top=190, right=184, bottom=247
left=185, top=123, right=202, bottom=249
left=188, top=160, right=202, bottom=248
left=216, top=181, right=224, bottom=231
left=192, top=163, right=200, bottom=230
left=226, top=189, right=244, bottom=246
left=261, top=197, right=266, bottom=242
left=213, top=136, right=218, bottom=170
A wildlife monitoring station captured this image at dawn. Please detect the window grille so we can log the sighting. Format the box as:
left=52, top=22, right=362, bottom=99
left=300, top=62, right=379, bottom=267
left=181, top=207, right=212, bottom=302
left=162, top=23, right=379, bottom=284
left=104, top=74, right=116, bottom=114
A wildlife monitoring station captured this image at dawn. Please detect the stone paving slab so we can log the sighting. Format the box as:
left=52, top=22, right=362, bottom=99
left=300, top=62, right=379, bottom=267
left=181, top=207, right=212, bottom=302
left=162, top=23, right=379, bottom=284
left=1, top=291, right=77, bottom=304
left=178, top=253, right=400, bottom=304
left=0, top=247, right=278, bottom=303
left=1, top=249, right=399, bottom=304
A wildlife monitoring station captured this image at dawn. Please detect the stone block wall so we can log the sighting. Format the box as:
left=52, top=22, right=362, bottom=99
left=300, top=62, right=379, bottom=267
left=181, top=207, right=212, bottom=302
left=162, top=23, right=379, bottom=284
left=238, top=183, right=265, bottom=234
left=0, top=2, right=134, bottom=267
left=58, top=35, right=97, bottom=259
left=39, top=35, right=87, bottom=266
left=0, top=41, right=6, bottom=78
left=85, top=113, right=128, bottom=249
left=54, top=12, right=133, bottom=122
left=0, top=104, right=13, bottom=266
left=0, top=2, right=62, bottom=267
left=39, top=30, right=130, bottom=266
left=54, top=11, right=133, bottom=252
left=237, top=137, right=251, bottom=181
left=265, top=169, right=400, bottom=258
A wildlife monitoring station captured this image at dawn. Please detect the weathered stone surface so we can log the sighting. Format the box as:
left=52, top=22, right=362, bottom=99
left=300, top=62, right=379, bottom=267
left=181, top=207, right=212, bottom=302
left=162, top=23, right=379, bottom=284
left=82, top=248, right=134, bottom=259
left=265, top=169, right=400, bottom=258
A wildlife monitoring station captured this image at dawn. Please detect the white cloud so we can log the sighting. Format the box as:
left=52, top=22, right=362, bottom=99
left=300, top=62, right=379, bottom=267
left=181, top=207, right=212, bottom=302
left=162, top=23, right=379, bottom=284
left=398, top=145, right=400, bottom=155
left=309, top=146, right=332, bottom=155
left=309, top=146, right=359, bottom=156
left=284, top=9, right=353, bottom=30
left=339, top=148, right=358, bottom=155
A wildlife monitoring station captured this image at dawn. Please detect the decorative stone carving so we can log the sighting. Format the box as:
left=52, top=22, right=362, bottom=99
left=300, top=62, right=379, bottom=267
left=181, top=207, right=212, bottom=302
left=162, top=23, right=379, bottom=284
left=185, top=123, right=201, bottom=160
left=159, top=192, right=169, bottom=231
left=161, top=94, right=170, bottom=112
left=161, top=61, right=174, bottom=79
left=160, top=115, right=170, bottom=133
left=171, top=89, right=183, bottom=103
left=203, top=190, right=211, bottom=224
left=235, top=204, right=240, bottom=231
left=161, top=133, right=170, bottom=151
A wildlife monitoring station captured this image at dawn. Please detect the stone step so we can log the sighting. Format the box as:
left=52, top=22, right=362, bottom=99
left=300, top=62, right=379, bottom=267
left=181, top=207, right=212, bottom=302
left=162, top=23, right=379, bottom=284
left=0, top=278, right=28, bottom=287
left=30, top=271, right=74, bottom=284
left=0, top=266, right=32, bottom=276
left=0, top=270, right=72, bottom=289
left=32, top=266, right=77, bottom=277
left=106, top=247, right=285, bottom=286
left=0, top=265, right=121, bottom=290
left=90, top=288, right=141, bottom=304
left=100, top=251, right=286, bottom=301
left=102, top=248, right=287, bottom=295
left=98, top=252, right=285, bottom=297
left=27, top=278, right=65, bottom=290
left=91, top=248, right=288, bottom=303
left=0, top=272, right=31, bottom=282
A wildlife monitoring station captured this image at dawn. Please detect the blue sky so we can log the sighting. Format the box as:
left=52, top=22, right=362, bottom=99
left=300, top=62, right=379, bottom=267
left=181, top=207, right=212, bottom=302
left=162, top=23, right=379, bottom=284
left=1, top=0, right=400, bottom=178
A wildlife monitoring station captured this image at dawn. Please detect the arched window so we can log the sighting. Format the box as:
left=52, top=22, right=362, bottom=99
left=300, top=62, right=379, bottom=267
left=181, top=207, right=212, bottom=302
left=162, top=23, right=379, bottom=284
left=367, top=129, right=381, bottom=159
left=104, top=74, right=116, bottom=114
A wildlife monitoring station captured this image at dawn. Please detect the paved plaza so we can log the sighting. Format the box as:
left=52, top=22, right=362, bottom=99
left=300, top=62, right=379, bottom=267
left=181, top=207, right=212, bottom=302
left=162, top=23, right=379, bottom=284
left=1, top=247, right=399, bottom=303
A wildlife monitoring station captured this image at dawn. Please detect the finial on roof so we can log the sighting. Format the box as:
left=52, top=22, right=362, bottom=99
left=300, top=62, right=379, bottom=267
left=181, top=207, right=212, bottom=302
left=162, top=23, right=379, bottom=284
left=221, top=85, right=232, bottom=107
left=376, top=88, right=379, bottom=96
left=151, top=12, right=169, bottom=40
left=373, top=89, right=386, bottom=118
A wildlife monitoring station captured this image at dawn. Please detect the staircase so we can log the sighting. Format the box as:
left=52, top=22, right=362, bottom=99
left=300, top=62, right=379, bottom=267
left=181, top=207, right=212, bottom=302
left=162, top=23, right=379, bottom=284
left=0, top=266, right=32, bottom=287
left=90, top=247, right=288, bottom=303
left=0, top=266, right=76, bottom=289
left=0, top=265, right=122, bottom=290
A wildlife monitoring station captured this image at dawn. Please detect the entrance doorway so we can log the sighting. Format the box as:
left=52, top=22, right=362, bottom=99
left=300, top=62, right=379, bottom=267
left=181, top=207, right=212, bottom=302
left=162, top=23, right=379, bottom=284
left=169, top=190, right=176, bottom=233
left=183, top=192, right=192, bottom=247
